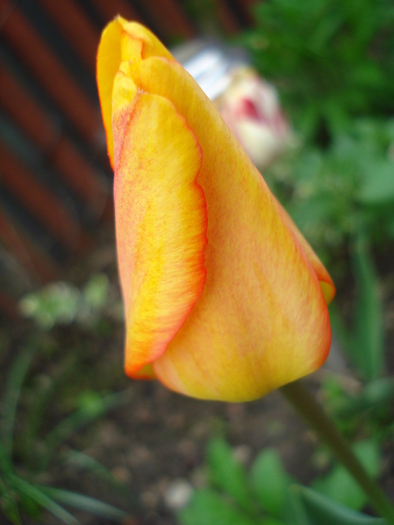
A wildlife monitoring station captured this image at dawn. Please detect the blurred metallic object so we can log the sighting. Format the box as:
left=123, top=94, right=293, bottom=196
left=174, top=41, right=290, bottom=169
left=173, top=39, right=249, bottom=101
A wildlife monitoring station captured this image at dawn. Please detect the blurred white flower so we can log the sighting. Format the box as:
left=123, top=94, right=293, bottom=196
left=216, top=67, right=290, bottom=169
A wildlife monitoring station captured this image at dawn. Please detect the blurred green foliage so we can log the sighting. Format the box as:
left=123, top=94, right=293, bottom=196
left=179, top=438, right=384, bottom=525
left=18, top=272, right=121, bottom=331
left=238, top=0, right=394, bottom=139
left=312, top=440, right=381, bottom=511
left=266, top=120, right=394, bottom=261
left=322, top=375, right=394, bottom=440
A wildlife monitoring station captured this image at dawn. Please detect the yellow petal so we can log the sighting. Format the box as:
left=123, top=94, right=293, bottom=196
left=96, top=17, right=172, bottom=167
left=275, top=199, right=336, bottom=305
left=123, top=54, right=332, bottom=401
left=112, top=64, right=207, bottom=375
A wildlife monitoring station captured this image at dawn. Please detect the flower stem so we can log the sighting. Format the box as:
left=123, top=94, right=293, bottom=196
left=280, top=379, right=394, bottom=524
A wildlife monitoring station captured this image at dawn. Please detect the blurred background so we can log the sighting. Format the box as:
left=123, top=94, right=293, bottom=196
left=0, top=1, right=393, bottom=524
left=0, top=0, right=259, bottom=310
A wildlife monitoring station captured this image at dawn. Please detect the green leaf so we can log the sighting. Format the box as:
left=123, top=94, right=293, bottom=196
left=329, top=233, right=385, bottom=382
left=17, top=490, right=42, bottom=519
left=261, top=519, right=284, bottom=525
left=358, top=161, right=394, bottom=204
left=250, top=448, right=292, bottom=517
left=312, top=440, right=381, bottom=511
left=288, top=485, right=386, bottom=525
left=1, top=346, right=35, bottom=458
left=351, top=237, right=384, bottom=381
left=0, top=441, right=13, bottom=475
left=39, top=486, right=129, bottom=521
left=178, top=489, right=257, bottom=525
left=8, top=475, right=80, bottom=525
left=0, top=476, right=21, bottom=525
left=206, top=438, right=254, bottom=512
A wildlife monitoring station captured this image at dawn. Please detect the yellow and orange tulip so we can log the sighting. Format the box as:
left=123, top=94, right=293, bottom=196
left=96, top=18, right=335, bottom=402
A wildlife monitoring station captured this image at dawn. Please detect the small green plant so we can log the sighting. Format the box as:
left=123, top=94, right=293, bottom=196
left=178, top=437, right=385, bottom=525
left=0, top=344, right=132, bottom=524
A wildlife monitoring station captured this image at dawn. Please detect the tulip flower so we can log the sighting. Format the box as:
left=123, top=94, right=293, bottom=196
left=96, top=18, right=335, bottom=402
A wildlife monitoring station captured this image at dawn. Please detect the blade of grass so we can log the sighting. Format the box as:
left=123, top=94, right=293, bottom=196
left=60, top=449, right=115, bottom=477
left=333, top=378, right=394, bottom=418
left=1, top=347, right=35, bottom=458
left=0, top=475, right=21, bottom=525
left=328, top=303, right=351, bottom=355
left=297, top=485, right=387, bottom=524
left=0, top=441, right=13, bottom=475
left=351, top=235, right=384, bottom=381
left=59, top=450, right=138, bottom=504
left=288, top=485, right=311, bottom=525
left=23, top=354, right=78, bottom=469
left=39, top=390, right=133, bottom=471
left=39, top=485, right=130, bottom=521
left=0, top=333, right=7, bottom=356
left=8, top=474, right=80, bottom=525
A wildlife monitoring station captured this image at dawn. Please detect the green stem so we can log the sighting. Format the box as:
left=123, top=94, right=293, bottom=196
left=280, top=379, right=394, bottom=524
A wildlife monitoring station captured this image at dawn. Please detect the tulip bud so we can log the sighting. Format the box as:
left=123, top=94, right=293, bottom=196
left=97, top=19, right=335, bottom=402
